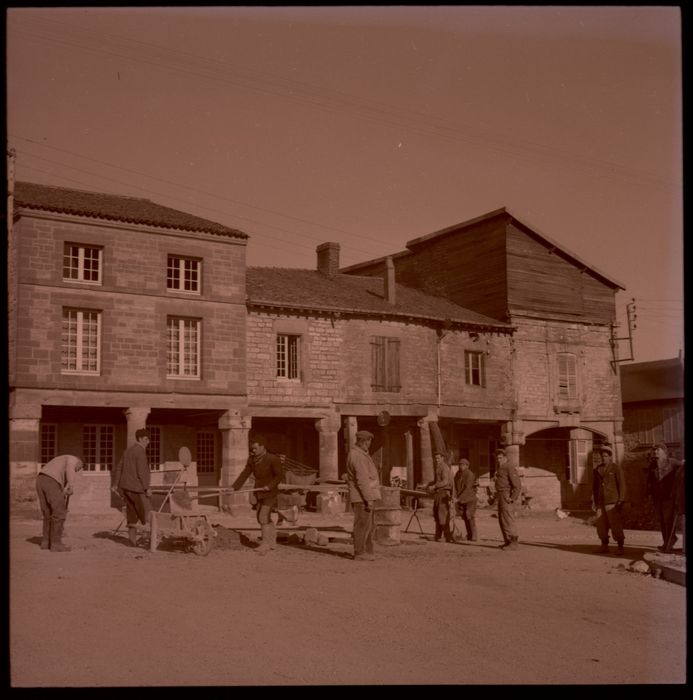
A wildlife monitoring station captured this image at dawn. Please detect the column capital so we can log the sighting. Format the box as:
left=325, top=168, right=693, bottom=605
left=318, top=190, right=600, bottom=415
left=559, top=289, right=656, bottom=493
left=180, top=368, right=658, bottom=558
left=315, top=414, right=341, bottom=434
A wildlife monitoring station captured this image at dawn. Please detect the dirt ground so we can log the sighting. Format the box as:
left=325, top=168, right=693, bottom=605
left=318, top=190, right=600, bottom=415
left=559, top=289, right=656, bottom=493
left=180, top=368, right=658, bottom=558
left=9, top=504, right=687, bottom=686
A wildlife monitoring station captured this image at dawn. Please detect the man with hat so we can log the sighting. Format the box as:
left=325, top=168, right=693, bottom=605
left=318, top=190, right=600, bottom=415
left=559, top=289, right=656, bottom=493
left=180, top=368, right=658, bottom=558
left=591, top=443, right=627, bottom=555
left=426, top=451, right=454, bottom=542
left=345, top=430, right=381, bottom=561
left=494, top=447, right=522, bottom=550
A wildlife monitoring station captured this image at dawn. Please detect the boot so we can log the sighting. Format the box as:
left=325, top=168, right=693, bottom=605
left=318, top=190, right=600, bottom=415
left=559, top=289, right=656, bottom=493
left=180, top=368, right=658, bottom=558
left=434, top=524, right=443, bottom=542
left=128, top=525, right=139, bottom=547
left=256, top=524, right=275, bottom=554
left=594, top=541, right=609, bottom=554
left=616, top=541, right=625, bottom=556
left=41, top=518, right=51, bottom=550
left=49, top=519, right=71, bottom=552
left=506, top=536, right=519, bottom=551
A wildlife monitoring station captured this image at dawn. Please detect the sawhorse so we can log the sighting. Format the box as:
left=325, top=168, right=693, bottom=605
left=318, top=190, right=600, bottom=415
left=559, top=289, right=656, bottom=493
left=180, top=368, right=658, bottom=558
left=404, top=497, right=425, bottom=534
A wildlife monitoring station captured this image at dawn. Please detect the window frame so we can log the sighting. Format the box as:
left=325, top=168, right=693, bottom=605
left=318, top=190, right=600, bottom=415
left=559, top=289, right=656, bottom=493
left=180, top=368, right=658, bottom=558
left=276, top=333, right=302, bottom=381
left=40, top=423, right=58, bottom=466
left=167, top=316, right=201, bottom=379
left=371, top=336, right=401, bottom=393
left=147, top=426, right=163, bottom=470
left=196, top=430, right=216, bottom=474
left=61, top=307, right=102, bottom=375
left=167, top=254, right=202, bottom=295
left=464, top=350, right=486, bottom=387
left=82, top=424, right=115, bottom=472
left=63, top=242, right=103, bottom=285
left=557, top=352, right=578, bottom=400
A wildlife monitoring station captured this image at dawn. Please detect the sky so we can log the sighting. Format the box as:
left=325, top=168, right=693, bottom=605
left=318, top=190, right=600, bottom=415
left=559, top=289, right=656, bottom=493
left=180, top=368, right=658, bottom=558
left=5, top=6, right=684, bottom=364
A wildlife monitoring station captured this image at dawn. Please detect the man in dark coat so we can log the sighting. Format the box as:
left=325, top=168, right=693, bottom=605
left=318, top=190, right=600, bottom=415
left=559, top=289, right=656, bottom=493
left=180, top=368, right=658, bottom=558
left=454, top=458, right=478, bottom=542
left=647, top=443, right=683, bottom=552
left=111, top=428, right=151, bottom=547
left=232, top=437, right=284, bottom=554
left=494, top=448, right=522, bottom=550
left=591, top=444, right=627, bottom=555
left=426, top=451, right=454, bottom=542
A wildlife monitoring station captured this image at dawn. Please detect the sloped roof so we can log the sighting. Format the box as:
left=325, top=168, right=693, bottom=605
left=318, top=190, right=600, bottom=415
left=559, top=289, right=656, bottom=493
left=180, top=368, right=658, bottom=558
left=246, top=268, right=512, bottom=330
left=13, top=181, right=248, bottom=240
left=342, top=207, right=625, bottom=290
left=620, top=357, right=684, bottom=403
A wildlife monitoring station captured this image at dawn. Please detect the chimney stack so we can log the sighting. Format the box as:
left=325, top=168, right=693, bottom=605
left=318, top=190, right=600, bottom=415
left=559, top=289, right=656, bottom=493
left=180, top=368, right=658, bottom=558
left=317, top=242, right=340, bottom=276
left=384, top=256, right=396, bottom=304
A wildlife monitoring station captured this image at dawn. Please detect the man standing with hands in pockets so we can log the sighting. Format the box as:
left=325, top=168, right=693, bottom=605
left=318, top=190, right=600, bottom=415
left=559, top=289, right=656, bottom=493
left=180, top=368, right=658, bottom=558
left=346, top=430, right=382, bottom=561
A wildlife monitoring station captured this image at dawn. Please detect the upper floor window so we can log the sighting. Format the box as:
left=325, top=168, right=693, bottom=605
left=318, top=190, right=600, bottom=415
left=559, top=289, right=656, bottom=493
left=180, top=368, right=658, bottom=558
left=83, top=424, right=114, bottom=471
left=464, top=351, right=486, bottom=387
left=63, top=243, right=102, bottom=284
left=61, top=308, right=101, bottom=374
left=371, top=336, right=401, bottom=392
left=557, top=353, right=578, bottom=399
left=276, top=334, right=301, bottom=380
left=167, top=316, right=201, bottom=379
left=167, top=255, right=201, bottom=294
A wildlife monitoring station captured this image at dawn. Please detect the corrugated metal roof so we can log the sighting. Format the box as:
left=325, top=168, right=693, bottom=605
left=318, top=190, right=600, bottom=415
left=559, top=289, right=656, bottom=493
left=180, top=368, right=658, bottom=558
left=13, top=181, right=248, bottom=240
left=247, top=267, right=512, bottom=329
left=620, top=357, right=684, bottom=403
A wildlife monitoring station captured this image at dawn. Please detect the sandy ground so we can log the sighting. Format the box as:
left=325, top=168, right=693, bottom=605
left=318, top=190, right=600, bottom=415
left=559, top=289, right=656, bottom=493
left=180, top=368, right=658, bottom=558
left=9, top=504, right=687, bottom=687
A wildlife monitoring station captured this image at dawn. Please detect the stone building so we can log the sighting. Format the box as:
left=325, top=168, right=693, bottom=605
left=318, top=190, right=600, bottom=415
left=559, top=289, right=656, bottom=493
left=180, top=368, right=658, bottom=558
left=342, top=209, right=626, bottom=510
left=245, top=243, right=514, bottom=490
left=8, top=182, right=250, bottom=512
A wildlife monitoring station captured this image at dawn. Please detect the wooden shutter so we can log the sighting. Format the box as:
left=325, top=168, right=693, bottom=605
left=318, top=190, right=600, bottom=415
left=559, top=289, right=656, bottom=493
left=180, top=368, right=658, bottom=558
left=371, top=337, right=385, bottom=390
left=386, top=338, right=401, bottom=391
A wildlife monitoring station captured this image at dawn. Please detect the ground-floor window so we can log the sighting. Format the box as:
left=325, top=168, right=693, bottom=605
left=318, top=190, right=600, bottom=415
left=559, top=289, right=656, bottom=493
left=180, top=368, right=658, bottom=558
left=196, top=431, right=216, bottom=473
left=147, top=426, right=163, bottom=470
left=40, top=423, right=58, bottom=466
left=83, top=425, right=115, bottom=471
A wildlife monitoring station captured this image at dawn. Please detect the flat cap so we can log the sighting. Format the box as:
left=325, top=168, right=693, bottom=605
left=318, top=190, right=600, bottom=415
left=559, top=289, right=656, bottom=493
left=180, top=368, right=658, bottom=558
left=355, top=430, right=374, bottom=441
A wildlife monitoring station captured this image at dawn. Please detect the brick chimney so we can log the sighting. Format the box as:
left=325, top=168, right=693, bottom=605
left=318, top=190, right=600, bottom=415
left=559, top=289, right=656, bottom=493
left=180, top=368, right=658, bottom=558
left=384, top=256, right=396, bottom=304
left=317, top=242, right=340, bottom=276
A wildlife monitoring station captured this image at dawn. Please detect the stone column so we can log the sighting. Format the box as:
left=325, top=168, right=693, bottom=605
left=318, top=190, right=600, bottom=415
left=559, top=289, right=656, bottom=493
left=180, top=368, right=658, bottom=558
left=343, top=416, right=358, bottom=456
left=218, top=411, right=252, bottom=512
left=404, top=429, right=414, bottom=490
left=418, top=418, right=434, bottom=485
left=500, top=420, right=525, bottom=471
left=123, top=407, right=151, bottom=446
left=9, top=401, right=42, bottom=502
left=315, top=415, right=340, bottom=481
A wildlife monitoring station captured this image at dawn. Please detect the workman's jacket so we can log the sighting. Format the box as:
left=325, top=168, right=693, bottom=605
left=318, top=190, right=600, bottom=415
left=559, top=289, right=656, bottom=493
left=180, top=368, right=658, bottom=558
left=428, top=462, right=452, bottom=495
left=494, top=462, right=521, bottom=503
left=647, top=456, right=682, bottom=501
left=454, top=468, right=477, bottom=504
left=232, top=452, right=283, bottom=501
left=345, top=445, right=381, bottom=504
left=39, top=454, right=82, bottom=492
left=592, top=460, right=627, bottom=507
left=112, top=442, right=150, bottom=493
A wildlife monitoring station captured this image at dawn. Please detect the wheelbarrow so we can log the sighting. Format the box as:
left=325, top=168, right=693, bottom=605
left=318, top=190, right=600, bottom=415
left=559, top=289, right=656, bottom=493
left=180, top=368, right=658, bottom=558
left=147, top=447, right=218, bottom=556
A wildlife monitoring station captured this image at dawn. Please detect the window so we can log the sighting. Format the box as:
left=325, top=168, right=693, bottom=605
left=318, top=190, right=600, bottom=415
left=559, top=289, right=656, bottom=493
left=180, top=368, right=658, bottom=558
left=62, top=308, right=101, bottom=374
left=167, top=255, right=201, bottom=293
left=464, top=351, right=485, bottom=386
left=40, top=424, right=58, bottom=466
left=276, top=334, right=301, bottom=380
left=63, top=243, right=102, bottom=284
left=147, top=426, right=162, bottom=470
left=197, top=431, right=216, bottom=473
left=557, top=353, right=577, bottom=399
left=83, top=425, right=114, bottom=471
left=167, top=317, right=200, bottom=378
left=371, top=336, right=401, bottom=392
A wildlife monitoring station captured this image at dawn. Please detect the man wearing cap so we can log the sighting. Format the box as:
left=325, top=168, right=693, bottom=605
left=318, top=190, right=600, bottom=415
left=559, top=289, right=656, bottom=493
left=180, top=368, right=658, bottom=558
left=345, top=430, right=381, bottom=561
left=454, top=458, right=478, bottom=542
left=647, top=443, right=683, bottom=552
left=591, top=444, right=627, bottom=555
left=494, top=448, right=522, bottom=550
left=36, top=454, right=84, bottom=552
left=426, top=451, right=454, bottom=542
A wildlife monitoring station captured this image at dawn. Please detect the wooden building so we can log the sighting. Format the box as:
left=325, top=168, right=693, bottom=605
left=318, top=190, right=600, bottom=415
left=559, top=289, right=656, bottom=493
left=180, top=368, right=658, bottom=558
left=342, top=209, right=626, bottom=509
